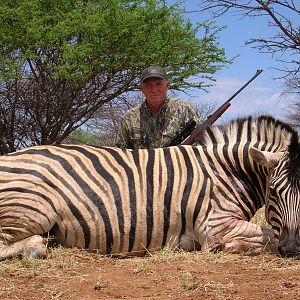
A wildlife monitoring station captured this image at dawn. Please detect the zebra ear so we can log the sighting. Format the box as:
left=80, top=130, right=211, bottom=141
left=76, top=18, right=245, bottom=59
left=249, top=147, right=282, bottom=168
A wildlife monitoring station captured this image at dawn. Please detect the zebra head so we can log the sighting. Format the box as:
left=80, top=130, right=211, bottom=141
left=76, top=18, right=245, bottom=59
left=250, top=136, right=300, bottom=257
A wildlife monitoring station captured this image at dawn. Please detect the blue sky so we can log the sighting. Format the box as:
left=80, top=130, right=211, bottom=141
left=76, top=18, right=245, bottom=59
left=172, top=1, right=298, bottom=123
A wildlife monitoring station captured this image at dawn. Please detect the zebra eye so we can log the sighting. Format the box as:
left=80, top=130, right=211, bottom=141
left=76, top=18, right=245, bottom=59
left=268, top=185, right=279, bottom=199
left=268, top=182, right=275, bottom=191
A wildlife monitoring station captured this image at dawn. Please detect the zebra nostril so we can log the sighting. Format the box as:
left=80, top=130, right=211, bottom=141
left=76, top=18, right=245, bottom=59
left=277, top=245, right=300, bottom=258
left=277, top=245, right=285, bottom=257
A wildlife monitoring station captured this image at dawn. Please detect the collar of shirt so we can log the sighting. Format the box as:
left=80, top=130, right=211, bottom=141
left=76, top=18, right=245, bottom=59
left=141, top=97, right=170, bottom=117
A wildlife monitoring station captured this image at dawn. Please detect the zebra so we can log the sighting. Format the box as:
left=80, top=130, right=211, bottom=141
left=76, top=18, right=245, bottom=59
left=0, top=115, right=299, bottom=260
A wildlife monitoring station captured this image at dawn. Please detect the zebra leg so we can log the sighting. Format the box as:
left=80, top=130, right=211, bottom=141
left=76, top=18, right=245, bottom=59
left=0, top=204, right=58, bottom=260
left=0, top=195, right=58, bottom=260
left=219, top=221, right=275, bottom=253
left=202, top=218, right=276, bottom=253
left=200, top=200, right=276, bottom=253
left=0, top=235, right=47, bottom=260
left=180, top=233, right=202, bottom=251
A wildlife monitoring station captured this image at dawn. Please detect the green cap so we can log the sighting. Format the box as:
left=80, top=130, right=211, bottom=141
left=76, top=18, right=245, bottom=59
left=140, top=66, right=167, bottom=83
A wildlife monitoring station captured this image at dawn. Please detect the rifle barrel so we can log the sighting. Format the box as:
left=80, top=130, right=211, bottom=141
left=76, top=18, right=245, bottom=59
left=225, top=69, right=263, bottom=104
left=180, top=69, right=263, bottom=145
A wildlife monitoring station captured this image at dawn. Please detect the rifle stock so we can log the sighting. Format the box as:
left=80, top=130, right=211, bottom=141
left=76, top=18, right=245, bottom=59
left=179, top=69, right=263, bottom=146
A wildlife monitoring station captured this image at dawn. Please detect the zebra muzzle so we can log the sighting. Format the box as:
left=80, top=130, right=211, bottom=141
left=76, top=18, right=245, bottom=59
left=277, top=228, right=300, bottom=257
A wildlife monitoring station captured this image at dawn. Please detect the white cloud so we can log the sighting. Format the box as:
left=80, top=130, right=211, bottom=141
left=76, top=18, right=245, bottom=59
left=186, top=75, right=293, bottom=121
left=213, top=77, right=242, bottom=90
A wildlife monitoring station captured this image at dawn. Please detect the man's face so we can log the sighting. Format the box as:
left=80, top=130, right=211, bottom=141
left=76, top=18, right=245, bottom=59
left=140, top=77, right=170, bottom=107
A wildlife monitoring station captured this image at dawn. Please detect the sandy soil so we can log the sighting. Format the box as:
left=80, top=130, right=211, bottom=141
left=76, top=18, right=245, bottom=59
left=1, top=247, right=300, bottom=300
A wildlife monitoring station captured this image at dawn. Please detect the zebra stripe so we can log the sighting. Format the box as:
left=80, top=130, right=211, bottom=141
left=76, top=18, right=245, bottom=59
left=0, top=115, right=299, bottom=259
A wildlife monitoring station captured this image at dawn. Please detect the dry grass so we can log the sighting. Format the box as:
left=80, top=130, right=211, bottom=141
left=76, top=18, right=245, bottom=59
left=0, top=205, right=275, bottom=273
left=251, top=206, right=269, bottom=228
left=3, top=205, right=300, bottom=300
left=1, top=240, right=300, bottom=300
left=1, top=242, right=295, bottom=281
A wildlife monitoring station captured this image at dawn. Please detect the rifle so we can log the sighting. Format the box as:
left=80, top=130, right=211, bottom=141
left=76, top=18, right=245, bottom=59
left=162, top=119, right=197, bottom=147
left=164, top=69, right=263, bottom=147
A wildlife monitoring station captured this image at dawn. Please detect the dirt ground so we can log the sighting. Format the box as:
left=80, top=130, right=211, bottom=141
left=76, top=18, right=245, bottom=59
left=1, top=247, right=300, bottom=300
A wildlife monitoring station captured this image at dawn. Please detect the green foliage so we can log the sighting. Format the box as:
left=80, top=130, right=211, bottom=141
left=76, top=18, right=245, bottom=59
left=0, top=0, right=229, bottom=88
left=0, top=0, right=231, bottom=150
left=68, top=128, right=101, bottom=146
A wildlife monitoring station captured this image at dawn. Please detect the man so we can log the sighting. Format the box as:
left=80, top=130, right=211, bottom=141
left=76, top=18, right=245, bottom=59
left=116, top=65, right=201, bottom=149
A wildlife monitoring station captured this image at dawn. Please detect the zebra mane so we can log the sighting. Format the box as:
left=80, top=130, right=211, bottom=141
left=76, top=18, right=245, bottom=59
left=199, top=115, right=300, bottom=178
left=200, top=114, right=299, bottom=152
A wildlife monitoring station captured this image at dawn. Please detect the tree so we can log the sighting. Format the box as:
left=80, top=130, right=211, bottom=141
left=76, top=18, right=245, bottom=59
left=199, top=0, right=300, bottom=126
left=282, top=74, right=300, bottom=130
left=200, top=0, right=300, bottom=76
left=0, top=0, right=230, bottom=153
left=67, top=94, right=141, bottom=147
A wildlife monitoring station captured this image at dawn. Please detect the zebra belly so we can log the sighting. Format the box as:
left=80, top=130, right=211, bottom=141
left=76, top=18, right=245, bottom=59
left=0, top=187, right=186, bottom=255
left=0, top=145, right=204, bottom=257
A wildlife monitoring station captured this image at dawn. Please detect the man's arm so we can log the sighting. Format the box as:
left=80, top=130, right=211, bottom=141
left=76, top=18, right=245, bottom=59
left=116, top=118, right=134, bottom=149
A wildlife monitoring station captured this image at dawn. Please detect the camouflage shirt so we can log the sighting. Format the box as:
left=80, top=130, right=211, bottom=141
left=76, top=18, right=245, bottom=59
left=116, top=97, right=201, bottom=149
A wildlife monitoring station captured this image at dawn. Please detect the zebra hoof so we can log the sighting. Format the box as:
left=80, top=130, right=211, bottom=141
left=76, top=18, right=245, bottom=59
left=210, top=243, right=224, bottom=253
left=23, top=246, right=48, bottom=259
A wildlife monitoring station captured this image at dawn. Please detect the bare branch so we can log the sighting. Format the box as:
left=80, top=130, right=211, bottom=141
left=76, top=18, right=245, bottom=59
left=200, top=0, right=300, bottom=77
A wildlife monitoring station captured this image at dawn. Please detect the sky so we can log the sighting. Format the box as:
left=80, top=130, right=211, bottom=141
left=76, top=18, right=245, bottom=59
left=171, top=1, right=298, bottom=123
